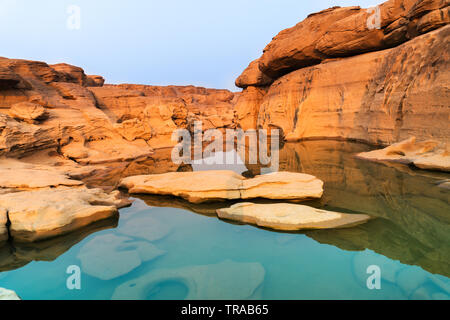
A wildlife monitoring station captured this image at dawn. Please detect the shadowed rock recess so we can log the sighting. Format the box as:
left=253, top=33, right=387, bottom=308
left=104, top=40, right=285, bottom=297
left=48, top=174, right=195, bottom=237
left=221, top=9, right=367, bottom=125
left=0, top=0, right=448, bottom=248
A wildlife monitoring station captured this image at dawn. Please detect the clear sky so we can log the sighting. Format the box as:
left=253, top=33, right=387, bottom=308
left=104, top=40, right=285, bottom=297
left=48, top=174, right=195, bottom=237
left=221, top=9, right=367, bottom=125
left=1, top=0, right=383, bottom=91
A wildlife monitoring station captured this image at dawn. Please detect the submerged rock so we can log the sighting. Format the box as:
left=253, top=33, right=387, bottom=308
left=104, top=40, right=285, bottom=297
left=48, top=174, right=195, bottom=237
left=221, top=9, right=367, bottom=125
left=357, top=137, right=450, bottom=172
left=77, top=234, right=165, bottom=280
left=112, top=260, right=265, bottom=300
left=119, top=170, right=323, bottom=203
left=216, top=202, right=370, bottom=231
left=119, top=215, right=171, bottom=242
left=0, top=287, right=21, bottom=300
left=0, top=187, right=131, bottom=242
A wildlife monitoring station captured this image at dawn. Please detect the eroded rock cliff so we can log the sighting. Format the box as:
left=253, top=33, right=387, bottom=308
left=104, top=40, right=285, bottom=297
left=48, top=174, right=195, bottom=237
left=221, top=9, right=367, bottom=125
left=235, top=0, right=449, bottom=146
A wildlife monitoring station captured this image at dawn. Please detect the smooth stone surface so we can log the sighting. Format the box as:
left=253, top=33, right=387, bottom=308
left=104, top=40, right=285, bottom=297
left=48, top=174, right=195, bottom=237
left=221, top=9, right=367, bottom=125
left=0, top=187, right=130, bottom=242
left=0, top=159, right=84, bottom=189
left=357, top=137, right=450, bottom=172
left=120, top=170, right=323, bottom=203
left=112, top=260, right=265, bottom=300
left=0, top=287, right=20, bottom=300
left=241, top=171, right=324, bottom=200
left=119, top=216, right=171, bottom=242
left=77, top=234, right=165, bottom=280
left=216, top=202, right=371, bottom=231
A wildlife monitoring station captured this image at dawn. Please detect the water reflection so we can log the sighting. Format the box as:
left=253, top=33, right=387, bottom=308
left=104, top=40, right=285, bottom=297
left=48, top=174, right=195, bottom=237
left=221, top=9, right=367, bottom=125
left=270, top=141, right=450, bottom=277
left=1, top=140, right=449, bottom=281
left=0, top=216, right=118, bottom=272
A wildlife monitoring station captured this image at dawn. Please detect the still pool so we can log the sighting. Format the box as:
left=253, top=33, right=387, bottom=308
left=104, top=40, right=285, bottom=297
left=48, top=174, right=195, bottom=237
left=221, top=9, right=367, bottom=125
left=0, top=141, right=449, bottom=300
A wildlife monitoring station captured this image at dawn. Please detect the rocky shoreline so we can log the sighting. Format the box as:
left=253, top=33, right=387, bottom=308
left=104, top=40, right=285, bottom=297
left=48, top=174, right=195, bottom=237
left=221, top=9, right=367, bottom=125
left=0, top=0, right=449, bottom=252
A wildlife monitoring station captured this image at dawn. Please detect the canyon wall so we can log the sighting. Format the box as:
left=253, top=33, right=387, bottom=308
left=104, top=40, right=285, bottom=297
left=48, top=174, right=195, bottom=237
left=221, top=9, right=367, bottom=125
left=235, top=0, right=449, bottom=145
left=0, top=58, right=237, bottom=163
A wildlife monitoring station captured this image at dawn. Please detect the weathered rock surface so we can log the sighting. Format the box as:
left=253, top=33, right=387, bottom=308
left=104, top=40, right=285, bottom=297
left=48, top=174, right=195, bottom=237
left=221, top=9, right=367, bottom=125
left=0, top=187, right=130, bottom=242
left=249, top=25, right=450, bottom=146
left=112, top=260, right=265, bottom=300
left=77, top=234, right=165, bottom=280
left=8, top=102, right=47, bottom=124
left=235, top=59, right=273, bottom=88
left=357, top=137, right=450, bottom=172
left=0, top=57, right=237, bottom=160
left=234, top=86, right=268, bottom=130
left=0, top=288, right=20, bottom=300
left=0, top=159, right=84, bottom=189
left=252, top=0, right=450, bottom=80
left=120, top=170, right=323, bottom=203
left=216, top=202, right=371, bottom=231
left=234, top=0, right=449, bottom=150
left=86, top=75, right=105, bottom=87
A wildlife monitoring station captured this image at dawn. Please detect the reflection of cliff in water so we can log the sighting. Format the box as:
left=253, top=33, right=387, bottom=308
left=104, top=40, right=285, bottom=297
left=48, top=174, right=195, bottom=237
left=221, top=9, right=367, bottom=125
left=0, top=217, right=119, bottom=272
left=1, top=141, right=448, bottom=278
left=248, top=140, right=450, bottom=277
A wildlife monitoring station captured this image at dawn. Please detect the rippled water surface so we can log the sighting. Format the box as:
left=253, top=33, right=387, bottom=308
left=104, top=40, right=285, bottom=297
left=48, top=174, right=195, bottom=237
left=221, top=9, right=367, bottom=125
left=1, top=141, right=449, bottom=300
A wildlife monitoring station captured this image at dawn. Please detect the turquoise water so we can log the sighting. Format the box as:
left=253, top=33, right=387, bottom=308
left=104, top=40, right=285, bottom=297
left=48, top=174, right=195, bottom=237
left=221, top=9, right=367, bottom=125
left=0, top=141, right=449, bottom=300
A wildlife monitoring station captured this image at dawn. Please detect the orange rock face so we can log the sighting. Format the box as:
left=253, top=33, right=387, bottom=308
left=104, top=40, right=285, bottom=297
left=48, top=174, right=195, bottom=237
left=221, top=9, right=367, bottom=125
left=256, top=26, right=450, bottom=145
left=235, top=0, right=449, bottom=146
left=0, top=58, right=237, bottom=160
left=252, top=0, right=450, bottom=80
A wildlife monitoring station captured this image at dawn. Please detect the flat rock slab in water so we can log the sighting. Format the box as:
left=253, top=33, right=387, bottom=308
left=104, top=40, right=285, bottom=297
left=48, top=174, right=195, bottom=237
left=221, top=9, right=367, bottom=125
left=112, top=260, right=265, bottom=300
left=0, top=187, right=130, bottom=242
left=357, top=137, right=450, bottom=172
left=216, top=203, right=371, bottom=231
left=120, top=170, right=323, bottom=203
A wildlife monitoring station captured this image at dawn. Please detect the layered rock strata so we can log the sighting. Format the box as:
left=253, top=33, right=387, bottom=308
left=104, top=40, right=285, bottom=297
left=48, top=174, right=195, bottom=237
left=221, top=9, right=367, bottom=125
left=235, top=0, right=449, bottom=148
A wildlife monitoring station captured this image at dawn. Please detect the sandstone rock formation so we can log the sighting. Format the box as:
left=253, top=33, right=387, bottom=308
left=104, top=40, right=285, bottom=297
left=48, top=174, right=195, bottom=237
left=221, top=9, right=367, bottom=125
left=238, top=0, right=450, bottom=83
left=216, top=202, right=370, bottom=231
left=0, top=54, right=240, bottom=243
left=254, top=140, right=450, bottom=277
left=235, top=59, right=273, bottom=88
left=112, top=260, right=265, bottom=300
left=8, top=102, right=47, bottom=124
left=119, top=170, right=323, bottom=203
left=235, top=0, right=449, bottom=150
left=0, top=187, right=130, bottom=242
left=77, top=234, right=165, bottom=280
left=0, top=159, right=84, bottom=189
left=0, top=57, right=237, bottom=160
left=0, top=216, right=118, bottom=272
left=357, top=137, right=450, bottom=171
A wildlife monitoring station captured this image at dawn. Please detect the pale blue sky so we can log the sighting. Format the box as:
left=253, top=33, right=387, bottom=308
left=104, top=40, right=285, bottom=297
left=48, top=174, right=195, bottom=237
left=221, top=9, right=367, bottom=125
left=0, top=0, right=383, bottom=90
